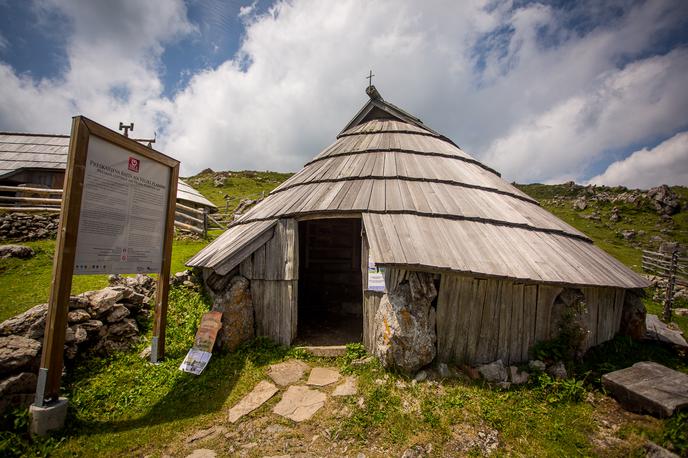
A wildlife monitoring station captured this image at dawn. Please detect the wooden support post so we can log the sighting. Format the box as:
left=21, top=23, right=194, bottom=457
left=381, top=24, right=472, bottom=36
left=151, top=164, right=179, bottom=363
left=35, top=117, right=89, bottom=406
left=203, top=208, right=208, bottom=239
left=663, top=249, right=678, bottom=322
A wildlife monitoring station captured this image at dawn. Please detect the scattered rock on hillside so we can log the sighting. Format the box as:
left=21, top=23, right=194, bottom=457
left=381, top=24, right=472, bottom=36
left=0, top=244, right=35, bottom=259
left=573, top=196, right=588, bottom=210
left=478, top=360, right=507, bottom=383
left=547, top=361, right=568, bottom=380
left=647, top=185, right=680, bottom=215
left=620, top=230, right=636, bottom=240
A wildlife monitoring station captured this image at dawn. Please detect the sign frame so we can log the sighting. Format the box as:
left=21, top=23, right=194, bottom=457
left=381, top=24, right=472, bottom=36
left=35, top=116, right=179, bottom=405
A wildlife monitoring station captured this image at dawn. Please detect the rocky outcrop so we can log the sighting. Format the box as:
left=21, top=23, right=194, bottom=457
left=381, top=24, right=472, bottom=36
left=619, top=290, right=646, bottom=340
left=210, top=275, right=254, bottom=351
left=647, top=185, right=681, bottom=216
left=373, top=272, right=437, bottom=373
left=0, top=244, right=35, bottom=259
left=0, top=213, right=59, bottom=242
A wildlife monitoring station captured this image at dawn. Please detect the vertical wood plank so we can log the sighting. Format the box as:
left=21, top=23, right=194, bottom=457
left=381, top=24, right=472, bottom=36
left=464, top=278, right=484, bottom=364
left=510, top=283, right=525, bottom=363
left=522, top=284, right=538, bottom=361
left=497, top=280, right=513, bottom=363
left=476, top=279, right=498, bottom=364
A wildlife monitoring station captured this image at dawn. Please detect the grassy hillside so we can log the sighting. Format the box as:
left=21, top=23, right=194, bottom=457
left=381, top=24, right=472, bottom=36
left=515, top=183, right=688, bottom=270
left=184, top=169, right=293, bottom=214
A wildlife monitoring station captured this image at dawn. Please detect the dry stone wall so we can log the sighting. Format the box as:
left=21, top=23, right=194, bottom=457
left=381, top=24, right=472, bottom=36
left=0, top=213, right=59, bottom=242
left=0, top=274, right=156, bottom=416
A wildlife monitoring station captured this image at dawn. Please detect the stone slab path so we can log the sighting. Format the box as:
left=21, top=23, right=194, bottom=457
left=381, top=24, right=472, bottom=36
left=602, top=361, right=688, bottom=417
left=272, top=385, right=327, bottom=422
left=333, top=376, right=357, bottom=396
left=268, top=360, right=310, bottom=386
left=306, top=367, right=340, bottom=386
left=228, top=380, right=279, bottom=423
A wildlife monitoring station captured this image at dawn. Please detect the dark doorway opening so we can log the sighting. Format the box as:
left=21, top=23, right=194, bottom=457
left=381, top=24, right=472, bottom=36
left=296, top=218, right=363, bottom=345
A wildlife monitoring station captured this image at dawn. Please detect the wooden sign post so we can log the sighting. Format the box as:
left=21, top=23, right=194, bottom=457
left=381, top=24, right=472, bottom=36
left=34, top=116, right=179, bottom=410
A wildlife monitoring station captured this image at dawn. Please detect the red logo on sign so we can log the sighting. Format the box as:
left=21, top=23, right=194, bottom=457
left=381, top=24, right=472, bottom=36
left=128, top=157, right=140, bottom=173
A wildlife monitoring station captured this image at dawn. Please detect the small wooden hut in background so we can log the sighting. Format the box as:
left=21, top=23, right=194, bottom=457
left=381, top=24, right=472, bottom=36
left=187, top=86, right=648, bottom=366
left=0, top=132, right=217, bottom=213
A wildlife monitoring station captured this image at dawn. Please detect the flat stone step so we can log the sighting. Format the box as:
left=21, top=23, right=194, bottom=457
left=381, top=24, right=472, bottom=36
left=295, top=345, right=347, bottom=357
left=602, top=361, right=688, bottom=418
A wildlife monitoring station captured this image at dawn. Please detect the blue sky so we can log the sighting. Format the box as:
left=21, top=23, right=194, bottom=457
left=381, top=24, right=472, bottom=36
left=0, top=0, right=686, bottom=188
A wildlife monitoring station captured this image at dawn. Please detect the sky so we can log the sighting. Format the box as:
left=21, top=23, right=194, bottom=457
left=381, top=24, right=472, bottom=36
left=0, top=0, right=686, bottom=188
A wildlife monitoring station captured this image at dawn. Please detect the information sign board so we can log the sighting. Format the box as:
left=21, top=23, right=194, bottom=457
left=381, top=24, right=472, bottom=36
left=74, top=136, right=171, bottom=274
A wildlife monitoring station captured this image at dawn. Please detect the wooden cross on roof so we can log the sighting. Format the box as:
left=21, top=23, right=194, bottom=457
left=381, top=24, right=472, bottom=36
left=366, top=70, right=374, bottom=88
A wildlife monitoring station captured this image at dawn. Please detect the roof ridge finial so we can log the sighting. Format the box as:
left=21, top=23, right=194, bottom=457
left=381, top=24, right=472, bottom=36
left=365, top=70, right=382, bottom=100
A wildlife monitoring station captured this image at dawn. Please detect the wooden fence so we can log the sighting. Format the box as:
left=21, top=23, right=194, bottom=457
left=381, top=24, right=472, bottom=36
left=0, top=185, right=224, bottom=238
left=641, top=249, right=688, bottom=320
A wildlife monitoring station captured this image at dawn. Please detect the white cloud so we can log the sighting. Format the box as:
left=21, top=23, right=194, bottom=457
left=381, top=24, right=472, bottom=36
left=238, top=1, right=257, bottom=19
left=588, top=132, right=688, bottom=189
left=0, top=0, right=687, bottom=183
left=0, top=0, right=192, bottom=134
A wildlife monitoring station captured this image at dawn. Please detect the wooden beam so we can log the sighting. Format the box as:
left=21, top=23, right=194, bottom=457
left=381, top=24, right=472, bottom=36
left=0, top=196, right=62, bottom=205
left=37, top=116, right=89, bottom=404
left=152, top=162, right=180, bottom=362
left=175, top=201, right=204, bottom=216
left=0, top=185, right=63, bottom=194
left=0, top=206, right=61, bottom=213
left=174, top=220, right=204, bottom=234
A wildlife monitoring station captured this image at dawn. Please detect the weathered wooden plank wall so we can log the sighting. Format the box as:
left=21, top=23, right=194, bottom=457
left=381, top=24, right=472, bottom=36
left=236, top=218, right=299, bottom=345
left=436, top=272, right=626, bottom=365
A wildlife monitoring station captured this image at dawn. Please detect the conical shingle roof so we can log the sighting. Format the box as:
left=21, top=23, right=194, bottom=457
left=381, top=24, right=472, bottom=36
left=188, top=89, right=648, bottom=289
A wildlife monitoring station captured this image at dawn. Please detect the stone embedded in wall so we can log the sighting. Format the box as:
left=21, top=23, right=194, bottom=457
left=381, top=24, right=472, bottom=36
left=0, top=213, right=59, bottom=242
left=0, top=336, right=41, bottom=376
left=211, top=275, right=255, bottom=352
left=619, top=290, right=646, bottom=340
left=373, top=272, right=437, bottom=373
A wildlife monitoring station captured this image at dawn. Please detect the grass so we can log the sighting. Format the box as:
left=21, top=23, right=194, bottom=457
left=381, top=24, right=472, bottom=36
left=0, top=283, right=672, bottom=456
left=0, top=238, right=209, bottom=322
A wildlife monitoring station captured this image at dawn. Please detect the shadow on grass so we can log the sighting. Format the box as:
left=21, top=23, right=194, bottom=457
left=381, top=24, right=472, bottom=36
left=575, top=335, right=688, bottom=386
left=62, top=338, right=288, bottom=437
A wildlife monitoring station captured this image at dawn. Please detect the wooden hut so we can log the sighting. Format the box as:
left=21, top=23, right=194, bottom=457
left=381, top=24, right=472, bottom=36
left=187, top=86, right=649, bottom=365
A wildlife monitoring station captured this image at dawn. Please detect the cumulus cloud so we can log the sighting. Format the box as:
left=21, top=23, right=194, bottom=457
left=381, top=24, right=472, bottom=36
left=588, top=132, right=688, bottom=189
left=0, top=0, right=192, bottom=134
left=0, top=0, right=687, bottom=182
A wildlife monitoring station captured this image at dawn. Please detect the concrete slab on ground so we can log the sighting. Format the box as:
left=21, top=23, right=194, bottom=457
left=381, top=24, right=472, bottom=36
left=185, top=449, right=216, bottom=458
left=296, top=345, right=347, bottom=357
left=272, top=385, right=326, bottom=422
left=268, top=360, right=310, bottom=386
left=645, top=314, right=688, bottom=349
left=601, top=361, right=688, bottom=418
left=306, top=367, right=341, bottom=386
left=228, top=380, right=279, bottom=423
